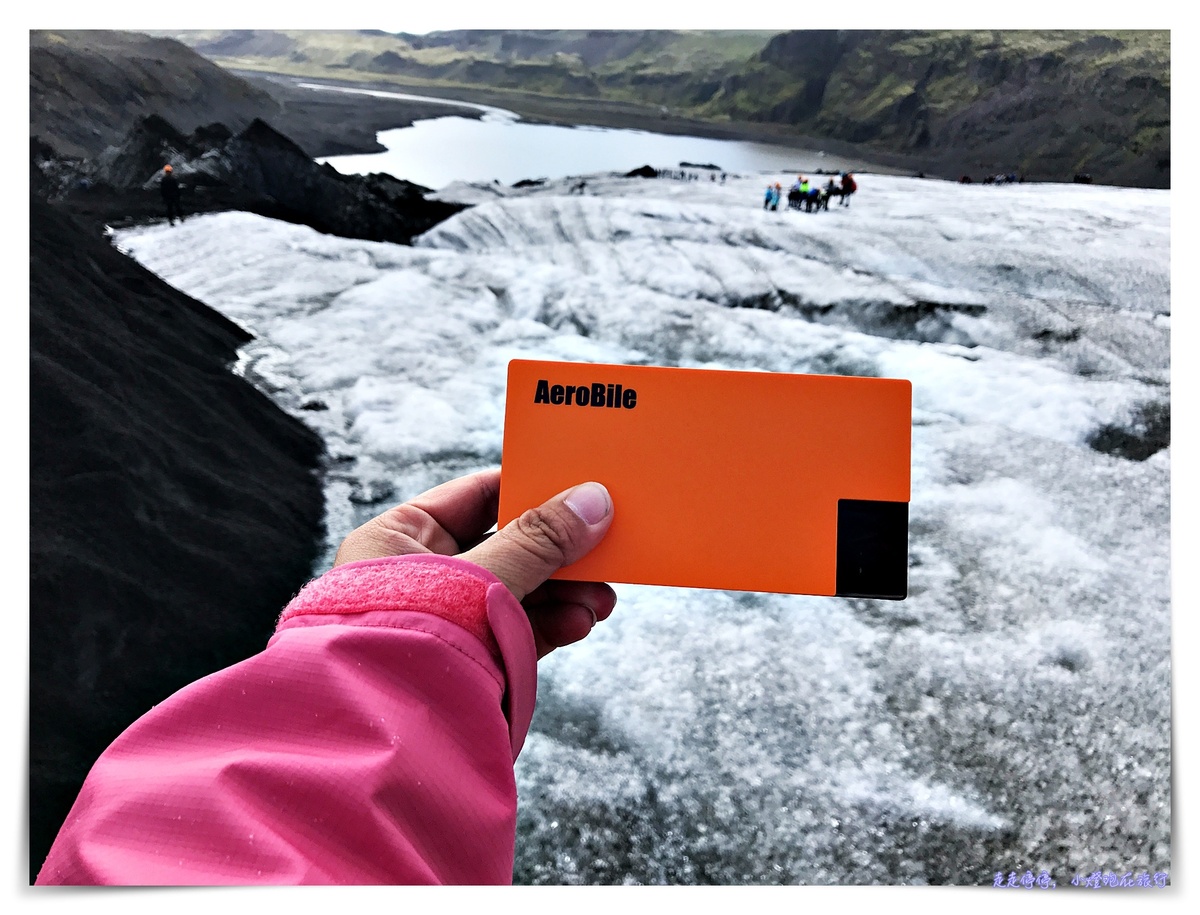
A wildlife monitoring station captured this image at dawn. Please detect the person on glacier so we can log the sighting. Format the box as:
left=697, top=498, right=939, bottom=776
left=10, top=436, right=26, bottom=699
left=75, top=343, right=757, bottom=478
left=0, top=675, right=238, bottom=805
left=787, top=179, right=803, bottom=210
left=36, top=470, right=617, bottom=885
left=798, top=176, right=818, bottom=212
left=159, top=164, right=183, bottom=225
left=839, top=172, right=857, bottom=206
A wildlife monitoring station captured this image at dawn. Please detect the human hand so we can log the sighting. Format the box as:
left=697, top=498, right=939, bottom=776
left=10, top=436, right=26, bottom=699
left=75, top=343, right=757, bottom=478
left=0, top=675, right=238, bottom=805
left=333, top=469, right=616, bottom=659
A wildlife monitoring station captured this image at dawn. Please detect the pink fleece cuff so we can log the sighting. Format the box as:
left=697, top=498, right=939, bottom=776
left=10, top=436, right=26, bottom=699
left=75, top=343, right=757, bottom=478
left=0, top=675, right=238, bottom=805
left=280, top=554, right=500, bottom=658
left=276, top=553, right=539, bottom=758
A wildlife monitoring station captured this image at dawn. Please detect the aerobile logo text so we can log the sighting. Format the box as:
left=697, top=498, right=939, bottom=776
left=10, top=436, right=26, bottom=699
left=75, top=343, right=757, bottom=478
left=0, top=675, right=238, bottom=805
left=533, top=378, right=638, bottom=409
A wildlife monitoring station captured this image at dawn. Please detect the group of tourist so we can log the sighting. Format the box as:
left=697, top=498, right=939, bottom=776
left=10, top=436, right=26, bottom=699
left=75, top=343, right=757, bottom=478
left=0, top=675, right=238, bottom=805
left=763, top=172, right=857, bottom=212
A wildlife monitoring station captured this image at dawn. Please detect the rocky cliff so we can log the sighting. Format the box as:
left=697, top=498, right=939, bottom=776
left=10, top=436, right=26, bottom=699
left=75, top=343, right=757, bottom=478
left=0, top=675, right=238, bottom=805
left=29, top=195, right=327, bottom=882
left=30, top=30, right=276, bottom=159
left=708, top=30, right=1170, bottom=188
left=34, top=112, right=467, bottom=244
left=28, top=30, right=473, bottom=883
left=30, top=29, right=482, bottom=160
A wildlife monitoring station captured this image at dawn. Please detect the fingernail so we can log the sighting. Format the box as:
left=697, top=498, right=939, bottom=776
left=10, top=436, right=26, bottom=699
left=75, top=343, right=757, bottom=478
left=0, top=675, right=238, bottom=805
left=564, top=482, right=611, bottom=525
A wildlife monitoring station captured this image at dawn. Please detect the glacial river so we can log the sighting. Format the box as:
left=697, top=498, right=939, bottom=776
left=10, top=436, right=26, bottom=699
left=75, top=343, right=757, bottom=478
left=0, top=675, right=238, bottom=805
left=309, top=82, right=889, bottom=189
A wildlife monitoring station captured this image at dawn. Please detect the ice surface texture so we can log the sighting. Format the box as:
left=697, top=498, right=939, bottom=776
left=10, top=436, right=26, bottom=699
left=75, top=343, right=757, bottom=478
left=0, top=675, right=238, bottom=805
left=114, top=170, right=1170, bottom=885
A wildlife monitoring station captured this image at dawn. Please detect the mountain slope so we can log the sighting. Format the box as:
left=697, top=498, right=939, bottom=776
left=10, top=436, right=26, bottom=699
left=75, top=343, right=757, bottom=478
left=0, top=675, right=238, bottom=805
left=706, top=30, right=1170, bottom=188
left=30, top=30, right=277, bottom=158
left=28, top=29, right=470, bottom=882
left=29, top=195, right=327, bottom=882
left=150, top=28, right=1170, bottom=188
left=30, top=29, right=484, bottom=159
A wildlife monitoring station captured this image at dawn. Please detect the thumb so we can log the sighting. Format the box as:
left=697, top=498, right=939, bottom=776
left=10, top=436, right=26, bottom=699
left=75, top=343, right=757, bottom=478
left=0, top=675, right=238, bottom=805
left=460, top=482, right=613, bottom=601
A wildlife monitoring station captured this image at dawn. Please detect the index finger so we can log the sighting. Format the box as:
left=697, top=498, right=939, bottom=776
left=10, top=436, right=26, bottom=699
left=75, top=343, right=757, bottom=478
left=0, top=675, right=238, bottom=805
left=403, top=468, right=501, bottom=552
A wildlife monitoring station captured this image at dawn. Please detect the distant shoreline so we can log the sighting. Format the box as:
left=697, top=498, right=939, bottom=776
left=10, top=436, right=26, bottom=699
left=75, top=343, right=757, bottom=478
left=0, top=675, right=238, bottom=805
left=241, top=70, right=927, bottom=180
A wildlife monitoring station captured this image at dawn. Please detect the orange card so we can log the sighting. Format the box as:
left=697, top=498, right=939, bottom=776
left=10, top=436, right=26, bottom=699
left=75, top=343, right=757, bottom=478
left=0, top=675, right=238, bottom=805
left=498, top=360, right=911, bottom=598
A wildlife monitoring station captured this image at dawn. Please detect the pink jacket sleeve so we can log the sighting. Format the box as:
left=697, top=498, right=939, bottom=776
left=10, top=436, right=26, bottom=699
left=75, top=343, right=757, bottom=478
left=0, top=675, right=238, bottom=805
left=34, top=553, right=539, bottom=885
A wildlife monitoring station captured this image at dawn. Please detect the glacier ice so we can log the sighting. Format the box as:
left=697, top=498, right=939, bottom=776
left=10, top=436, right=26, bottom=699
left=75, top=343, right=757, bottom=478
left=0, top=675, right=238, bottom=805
left=112, top=169, right=1170, bottom=885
